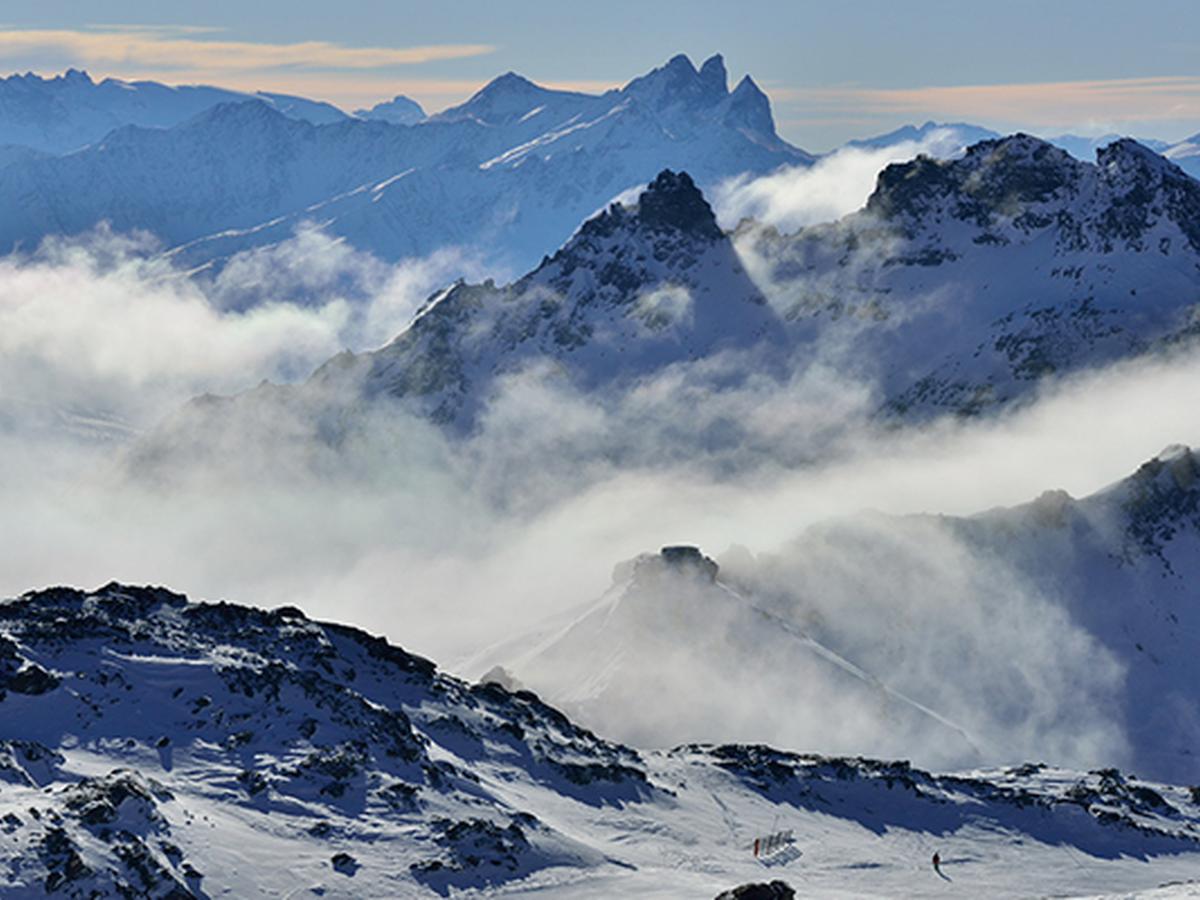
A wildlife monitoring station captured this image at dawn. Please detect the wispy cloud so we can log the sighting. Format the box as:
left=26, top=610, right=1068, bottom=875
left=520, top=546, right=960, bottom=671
left=770, top=76, right=1200, bottom=135
left=713, top=128, right=971, bottom=232
left=0, top=27, right=494, bottom=73
left=0, top=26, right=624, bottom=113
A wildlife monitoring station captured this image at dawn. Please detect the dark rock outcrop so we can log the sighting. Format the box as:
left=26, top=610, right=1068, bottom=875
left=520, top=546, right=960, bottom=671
left=715, top=880, right=795, bottom=900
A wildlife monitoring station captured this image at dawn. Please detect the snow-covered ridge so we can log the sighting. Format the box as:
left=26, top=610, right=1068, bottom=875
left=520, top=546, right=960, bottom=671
left=849, top=119, right=1200, bottom=182
left=2, top=581, right=1199, bottom=898
left=145, top=131, right=1200, bottom=458
left=0, top=53, right=812, bottom=275
left=0, top=68, right=352, bottom=154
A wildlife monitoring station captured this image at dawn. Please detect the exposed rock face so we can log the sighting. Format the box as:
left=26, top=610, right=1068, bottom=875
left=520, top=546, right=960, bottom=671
left=715, top=881, right=795, bottom=900
left=1118, top=445, right=1200, bottom=565
left=863, top=133, right=1200, bottom=254
left=634, top=170, right=724, bottom=240
left=657, top=545, right=720, bottom=582
left=611, top=545, right=720, bottom=585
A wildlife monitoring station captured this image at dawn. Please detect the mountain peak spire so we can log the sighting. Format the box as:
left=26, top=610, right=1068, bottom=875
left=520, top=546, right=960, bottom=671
left=635, top=170, right=723, bottom=239
left=699, top=54, right=728, bottom=94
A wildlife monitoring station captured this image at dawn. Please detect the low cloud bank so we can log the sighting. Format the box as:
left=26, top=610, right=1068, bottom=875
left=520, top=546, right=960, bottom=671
left=0, top=212, right=1196, bottom=777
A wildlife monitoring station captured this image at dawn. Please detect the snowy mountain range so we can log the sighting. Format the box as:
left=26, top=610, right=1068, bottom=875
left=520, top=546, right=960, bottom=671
left=146, top=132, right=1200, bottom=456
left=352, top=94, right=426, bottom=125
left=0, top=55, right=811, bottom=276
left=2, top=580, right=1199, bottom=898
left=0, top=68, right=353, bottom=154
left=854, top=119, right=1199, bottom=181
left=846, top=120, right=1002, bottom=153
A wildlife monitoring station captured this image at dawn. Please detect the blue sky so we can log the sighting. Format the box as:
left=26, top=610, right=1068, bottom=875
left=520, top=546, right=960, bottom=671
left=2, top=0, right=1199, bottom=149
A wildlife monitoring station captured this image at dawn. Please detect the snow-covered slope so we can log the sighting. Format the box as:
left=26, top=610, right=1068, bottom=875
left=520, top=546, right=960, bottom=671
left=466, top=456, right=1200, bottom=786
left=950, top=445, right=1200, bottom=780
left=0, top=99, right=450, bottom=252
left=729, top=445, right=1200, bottom=785
left=2, top=581, right=1198, bottom=898
left=467, top=546, right=979, bottom=768
left=0, top=68, right=348, bottom=154
left=0, top=54, right=812, bottom=275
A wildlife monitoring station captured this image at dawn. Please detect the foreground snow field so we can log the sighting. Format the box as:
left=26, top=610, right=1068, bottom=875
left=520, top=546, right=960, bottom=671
left=1, top=582, right=1198, bottom=898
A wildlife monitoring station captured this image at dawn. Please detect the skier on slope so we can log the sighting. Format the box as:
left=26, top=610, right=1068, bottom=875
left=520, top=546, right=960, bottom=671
left=932, top=851, right=942, bottom=875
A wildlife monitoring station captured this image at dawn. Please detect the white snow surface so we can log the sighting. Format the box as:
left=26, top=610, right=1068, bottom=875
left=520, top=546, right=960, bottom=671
left=1, top=582, right=1199, bottom=898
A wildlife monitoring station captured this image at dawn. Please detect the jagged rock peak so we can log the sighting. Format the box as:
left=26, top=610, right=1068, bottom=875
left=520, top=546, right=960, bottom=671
left=1132, top=444, right=1199, bottom=493
left=60, top=68, right=94, bottom=85
left=715, top=881, right=796, bottom=900
left=961, top=132, right=1075, bottom=167
left=698, top=54, right=729, bottom=94
left=635, top=169, right=724, bottom=239
left=660, top=545, right=720, bottom=579
left=1099, top=137, right=1177, bottom=169
left=663, top=53, right=700, bottom=75
left=725, top=74, right=776, bottom=134
left=2, top=68, right=93, bottom=87
left=476, top=71, right=542, bottom=96
left=571, top=169, right=723, bottom=246
left=435, top=71, right=554, bottom=124
left=865, top=133, right=1080, bottom=219
left=1097, top=137, right=1193, bottom=189
left=612, top=545, right=720, bottom=586
left=622, top=53, right=735, bottom=108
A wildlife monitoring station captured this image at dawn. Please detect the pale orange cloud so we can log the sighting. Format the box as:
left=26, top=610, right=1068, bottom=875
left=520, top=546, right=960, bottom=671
left=2, top=25, right=627, bottom=113
left=768, top=76, right=1200, bottom=130
left=0, top=28, right=494, bottom=72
